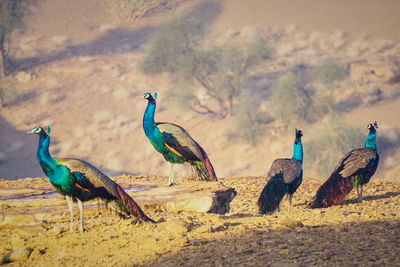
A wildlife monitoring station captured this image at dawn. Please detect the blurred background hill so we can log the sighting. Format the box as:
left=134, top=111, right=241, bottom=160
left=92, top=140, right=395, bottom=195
left=1, top=0, right=400, bottom=179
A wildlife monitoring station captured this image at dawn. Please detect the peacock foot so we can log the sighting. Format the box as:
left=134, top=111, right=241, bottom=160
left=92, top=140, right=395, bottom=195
left=167, top=181, right=178, bottom=186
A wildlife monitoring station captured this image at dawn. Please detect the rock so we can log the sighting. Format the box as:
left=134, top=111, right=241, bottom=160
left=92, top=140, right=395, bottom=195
left=0, top=247, right=33, bottom=264
left=193, top=225, right=212, bottom=234
left=134, top=181, right=236, bottom=215
left=158, top=219, right=188, bottom=234
left=15, top=72, right=33, bottom=83
left=279, top=249, right=289, bottom=255
left=278, top=217, right=303, bottom=229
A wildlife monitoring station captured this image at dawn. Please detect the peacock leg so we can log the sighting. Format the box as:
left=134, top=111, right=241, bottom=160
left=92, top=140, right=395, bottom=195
left=288, top=194, right=293, bottom=214
left=66, top=195, right=74, bottom=233
left=168, top=162, right=175, bottom=186
left=359, top=185, right=363, bottom=202
left=78, top=199, right=84, bottom=232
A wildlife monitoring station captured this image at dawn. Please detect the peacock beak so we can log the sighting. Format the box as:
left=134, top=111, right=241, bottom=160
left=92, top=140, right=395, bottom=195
left=27, top=129, right=36, bottom=134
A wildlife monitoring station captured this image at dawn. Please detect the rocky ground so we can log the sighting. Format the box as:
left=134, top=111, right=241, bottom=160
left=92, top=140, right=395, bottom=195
left=1, top=175, right=400, bottom=266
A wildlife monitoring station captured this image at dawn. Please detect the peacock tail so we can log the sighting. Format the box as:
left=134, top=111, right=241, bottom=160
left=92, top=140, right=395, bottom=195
left=59, top=158, right=155, bottom=222
left=113, top=184, right=155, bottom=222
left=309, top=173, right=354, bottom=208
left=191, top=142, right=217, bottom=182
left=258, top=173, right=288, bottom=214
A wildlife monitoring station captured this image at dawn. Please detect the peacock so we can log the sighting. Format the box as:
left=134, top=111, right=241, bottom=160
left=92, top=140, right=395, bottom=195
left=143, top=92, right=218, bottom=185
left=258, top=129, right=303, bottom=214
left=310, top=122, right=379, bottom=208
left=28, top=126, right=154, bottom=232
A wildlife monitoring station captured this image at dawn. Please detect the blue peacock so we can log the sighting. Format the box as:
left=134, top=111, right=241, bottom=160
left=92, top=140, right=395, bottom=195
left=310, top=122, right=379, bottom=208
left=258, top=129, right=303, bottom=214
left=29, top=126, right=154, bottom=232
left=143, top=92, right=218, bottom=185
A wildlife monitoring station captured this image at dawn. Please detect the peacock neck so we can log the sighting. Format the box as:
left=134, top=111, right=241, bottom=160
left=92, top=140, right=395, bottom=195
left=37, top=134, right=57, bottom=174
left=365, top=132, right=377, bottom=150
left=292, top=140, right=303, bottom=163
left=143, top=101, right=156, bottom=136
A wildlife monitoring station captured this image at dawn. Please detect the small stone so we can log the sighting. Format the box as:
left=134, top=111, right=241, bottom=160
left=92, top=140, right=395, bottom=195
left=278, top=217, right=304, bottom=229
left=50, top=226, right=64, bottom=235
left=211, top=225, right=226, bottom=232
left=194, top=225, right=212, bottom=233
left=279, top=249, right=289, bottom=255
left=159, top=219, right=188, bottom=234
left=188, top=239, right=202, bottom=245
left=1, top=247, right=33, bottom=264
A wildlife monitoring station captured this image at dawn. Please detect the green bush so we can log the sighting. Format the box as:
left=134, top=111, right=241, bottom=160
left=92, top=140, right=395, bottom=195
left=140, top=16, right=273, bottom=119
left=0, top=0, right=30, bottom=76
left=304, top=116, right=364, bottom=177
left=0, top=76, right=17, bottom=106
left=268, top=72, right=320, bottom=129
left=139, top=16, right=204, bottom=77
left=226, top=101, right=271, bottom=145
left=311, top=58, right=348, bottom=85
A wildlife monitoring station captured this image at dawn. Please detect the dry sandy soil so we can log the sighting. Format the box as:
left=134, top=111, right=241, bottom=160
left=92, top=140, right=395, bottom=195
left=1, top=175, right=400, bottom=266
left=1, top=0, right=400, bottom=180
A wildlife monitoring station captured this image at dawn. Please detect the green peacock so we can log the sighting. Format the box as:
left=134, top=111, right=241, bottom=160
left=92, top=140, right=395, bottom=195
left=28, top=126, right=154, bottom=232
left=143, top=92, right=218, bottom=185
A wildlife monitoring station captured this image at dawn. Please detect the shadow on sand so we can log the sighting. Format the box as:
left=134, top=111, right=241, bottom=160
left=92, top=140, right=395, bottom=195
left=144, top=219, right=400, bottom=266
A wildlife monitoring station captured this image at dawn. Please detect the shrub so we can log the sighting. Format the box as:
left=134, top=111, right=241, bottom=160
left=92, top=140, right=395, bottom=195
left=311, top=58, right=348, bottom=85
left=0, top=0, right=30, bottom=76
left=268, top=72, right=319, bottom=129
left=140, top=16, right=273, bottom=119
left=226, top=101, right=272, bottom=145
left=139, top=16, right=204, bottom=77
left=0, top=76, right=17, bottom=106
left=304, top=116, right=364, bottom=177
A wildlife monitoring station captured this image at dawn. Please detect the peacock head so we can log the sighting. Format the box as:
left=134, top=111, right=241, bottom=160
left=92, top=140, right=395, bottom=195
left=295, top=128, right=303, bottom=140
left=27, top=126, right=51, bottom=136
left=143, top=92, right=157, bottom=103
left=367, top=121, right=378, bottom=133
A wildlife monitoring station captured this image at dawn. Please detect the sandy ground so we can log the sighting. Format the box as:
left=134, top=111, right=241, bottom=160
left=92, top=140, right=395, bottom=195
left=1, top=175, right=400, bottom=266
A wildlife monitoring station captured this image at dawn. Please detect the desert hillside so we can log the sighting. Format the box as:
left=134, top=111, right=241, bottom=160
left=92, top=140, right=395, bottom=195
left=0, top=0, right=399, bottom=181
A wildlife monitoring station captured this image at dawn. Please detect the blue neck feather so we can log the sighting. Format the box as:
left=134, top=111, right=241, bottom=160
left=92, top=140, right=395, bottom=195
left=143, top=101, right=156, bottom=136
left=37, top=133, right=57, bottom=175
left=365, top=132, right=377, bottom=150
left=38, top=134, right=51, bottom=160
left=292, top=140, right=303, bottom=163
